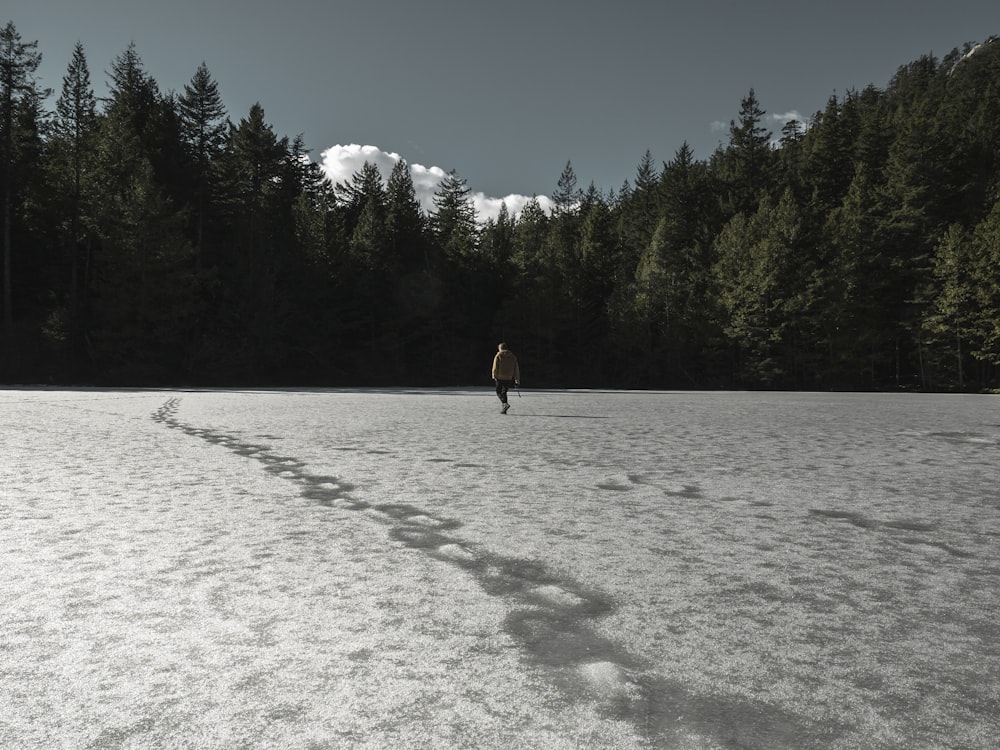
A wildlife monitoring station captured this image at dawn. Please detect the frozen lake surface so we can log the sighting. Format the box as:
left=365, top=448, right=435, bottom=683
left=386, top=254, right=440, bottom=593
left=2, top=388, right=998, bottom=749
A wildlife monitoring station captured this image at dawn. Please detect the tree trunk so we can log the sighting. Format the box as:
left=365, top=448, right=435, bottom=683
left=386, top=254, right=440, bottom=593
left=956, top=331, right=964, bottom=390
left=2, top=188, right=11, bottom=336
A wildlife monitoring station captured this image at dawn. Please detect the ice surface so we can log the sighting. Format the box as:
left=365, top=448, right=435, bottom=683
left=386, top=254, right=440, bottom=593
left=1, top=387, right=998, bottom=749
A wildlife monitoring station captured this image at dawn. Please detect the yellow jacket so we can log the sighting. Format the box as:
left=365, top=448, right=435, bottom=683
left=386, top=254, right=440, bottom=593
left=492, top=350, right=520, bottom=382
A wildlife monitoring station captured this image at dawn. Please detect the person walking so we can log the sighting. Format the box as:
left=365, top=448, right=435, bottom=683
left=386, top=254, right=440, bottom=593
left=491, top=342, right=521, bottom=414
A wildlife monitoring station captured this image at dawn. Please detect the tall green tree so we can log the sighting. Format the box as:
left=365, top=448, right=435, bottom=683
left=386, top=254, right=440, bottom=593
left=545, top=161, right=584, bottom=311
left=104, top=43, right=187, bottom=204
left=802, top=92, right=859, bottom=211
left=925, top=199, right=1000, bottom=387
left=0, top=21, right=47, bottom=336
left=335, top=161, right=388, bottom=270
left=633, top=143, right=719, bottom=382
left=510, top=197, right=548, bottom=274
left=209, top=103, right=293, bottom=375
left=716, top=89, right=775, bottom=217
left=105, top=43, right=159, bottom=134
left=385, top=159, right=428, bottom=272
left=349, top=164, right=389, bottom=269
left=87, top=100, right=198, bottom=379
left=178, top=62, right=227, bottom=259
left=608, top=151, right=663, bottom=367
left=573, top=193, right=617, bottom=384
left=551, top=160, right=582, bottom=214
left=713, top=190, right=807, bottom=385
left=969, top=199, right=1000, bottom=368
left=285, top=134, right=334, bottom=262
left=44, top=41, right=97, bottom=350
left=925, top=224, right=977, bottom=387
left=479, top=200, right=514, bottom=273
left=429, top=169, right=477, bottom=261
left=617, top=149, right=660, bottom=260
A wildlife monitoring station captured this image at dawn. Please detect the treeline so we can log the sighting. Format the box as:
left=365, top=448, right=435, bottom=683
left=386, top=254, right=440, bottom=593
left=2, top=22, right=999, bottom=389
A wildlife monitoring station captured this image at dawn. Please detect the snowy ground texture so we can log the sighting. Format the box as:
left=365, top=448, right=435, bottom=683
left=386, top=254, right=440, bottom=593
left=1, top=388, right=998, bottom=750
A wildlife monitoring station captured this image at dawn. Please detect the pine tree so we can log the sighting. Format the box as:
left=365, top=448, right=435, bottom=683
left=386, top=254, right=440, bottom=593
left=46, top=41, right=97, bottom=346
left=925, top=224, right=977, bottom=387
left=336, top=161, right=388, bottom=269
left=924, top=198, right=1000, bottom=388
left=0, top=21, right=48, bottom=336
left=852, top=84, right=892, bottom=174
left=634, top=143, right=717, bottom=378
left=712, top=190, right=806, bottom=385
left=480, top=201, right=514, bottom=272
left=510, top=197, right=548, bottom=275
left=178, top=62, right=227, bottom=258
left=618, top=150, right=660, bottom=255
left=551, top=160, right=581, bottom=215
left=818, top=161, right=902, bottom=386
left=106, top=44, right=158, bottom=127
left=385, top=159, right=427, bottom=272
left=350, top=194, right=389, bottom=270
left=717, top=89, right=774, bottom=217
left=285, top=134, right=334, bottom=262
left=429, top=169, right=477, bottom=260
left=87, top=101, right=198, bottom=379
left=803, top=92, right=859, bottom=211
left=611, top=151, right=663, bottom=351
left=969, top=199, right=1000, bottom=367
left=546, top=160, right=583, bottom=291
left=207, top=103, right=293, bottom=376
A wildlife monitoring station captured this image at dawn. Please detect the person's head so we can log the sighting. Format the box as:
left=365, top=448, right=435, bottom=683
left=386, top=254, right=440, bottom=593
left=498, top=342, right=508, bottom=351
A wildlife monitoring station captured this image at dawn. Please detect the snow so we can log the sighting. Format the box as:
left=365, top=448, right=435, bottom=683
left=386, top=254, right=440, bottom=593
left=948, top=35, right=997, bottom=75
left=1, top=387, right=998, bottom=749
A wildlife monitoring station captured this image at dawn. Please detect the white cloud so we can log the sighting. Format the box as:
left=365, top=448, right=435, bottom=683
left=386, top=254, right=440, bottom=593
left=712, top=111, right=807, bottom=133
left=767, top=111, right=810, bottom=148
left=408, top=162, right=449, bottom=214
left=317, top=144, right=549, bottom=223
left=319, top=144, right=402, bottom=188
left=473, top=192, right=554, bottom=222
left=769, top=110, right=805, bottom=127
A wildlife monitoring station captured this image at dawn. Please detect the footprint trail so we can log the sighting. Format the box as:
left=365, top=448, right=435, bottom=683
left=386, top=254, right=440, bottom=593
left=153, top=397, right=818, bottom=748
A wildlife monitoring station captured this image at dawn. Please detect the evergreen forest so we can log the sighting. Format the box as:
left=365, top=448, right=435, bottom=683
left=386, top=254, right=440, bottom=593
left=2, top=22, right=999, bottom=390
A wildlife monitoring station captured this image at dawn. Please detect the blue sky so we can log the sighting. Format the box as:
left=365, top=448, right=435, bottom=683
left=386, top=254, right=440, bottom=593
left=5, top=0, right=999, bottom=218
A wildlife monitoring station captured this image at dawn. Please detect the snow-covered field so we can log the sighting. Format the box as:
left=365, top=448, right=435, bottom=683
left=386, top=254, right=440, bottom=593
left=1, top=387, right=997, bottom=749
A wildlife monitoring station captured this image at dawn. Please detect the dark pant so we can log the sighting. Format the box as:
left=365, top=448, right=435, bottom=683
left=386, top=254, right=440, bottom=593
left=495, top=379, right=514, bottom=403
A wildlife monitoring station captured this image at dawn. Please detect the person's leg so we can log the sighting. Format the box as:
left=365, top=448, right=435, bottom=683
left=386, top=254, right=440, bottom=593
left=496, top=380, right=508, bottom=403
